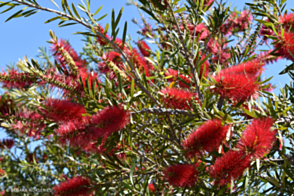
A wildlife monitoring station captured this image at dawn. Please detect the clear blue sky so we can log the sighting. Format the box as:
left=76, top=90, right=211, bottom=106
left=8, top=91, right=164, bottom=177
left=0, top=0, right=294, bottom=141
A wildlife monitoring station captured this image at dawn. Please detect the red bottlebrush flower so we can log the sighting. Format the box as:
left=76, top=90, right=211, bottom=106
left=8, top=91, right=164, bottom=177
left=56, top=105, right=129, bottom=148
left=138, top=40, right=151, bottom=57
left=211, top=48, right=231, bottom=65
left=223, top=10, right=252, bottom=34
left=209, top=150, right=251, bottom=186
left=279, top=12, right=294, bottom=31
left=182, top=119, right=229, bottom=157
left=1, top=68, right=35, bottom=89
left=163, top=164, right=198, bottom=187
left=53, top=176, right=93, bottom=196
left=0, top=138, right=14, bottom=149
left=160, top=87, right=199, bottom=110
left=50, top=39, right=86, bottom=70
left=179, top=23, right=210, bottom=40
left=222, top=59, right=265, bottom=76
left=274, top=31, right=294, bottom=61
left=90, top=105, right=130, bottom=137
left=41, top=99, right=87, bottom=122
left=165, top=69, right=192, bottom=88
left=207, top=39, right=219, bottom=54
left=39, top=68, right=82, bottom=96
left=12, top=112, right=46, bottom=139
left=236, top=117, right=276, bottom=159
left=148, top=183, right=156, bottom=193
left=211, top=72, right=260, bottom=102
left=128, top=48, right=154, bottom=77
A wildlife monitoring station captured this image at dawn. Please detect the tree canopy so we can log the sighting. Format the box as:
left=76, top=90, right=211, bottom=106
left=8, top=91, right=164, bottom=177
left=0, top=0, right=294, bottom=195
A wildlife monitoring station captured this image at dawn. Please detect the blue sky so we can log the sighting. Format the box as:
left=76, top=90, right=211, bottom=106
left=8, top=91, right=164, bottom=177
left=0, top=0, right=294, bottom=140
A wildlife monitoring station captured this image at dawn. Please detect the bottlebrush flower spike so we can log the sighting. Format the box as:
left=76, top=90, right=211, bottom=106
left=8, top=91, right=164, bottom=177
left=53, top=176, right=93, bottom=196
left=163, top=164, right=198, bottom=187
left=138, top=40, right=151, bottom=57
left=41, top=99, right=87, bottom=122
left=274, top=31, right=294, bottom=61
left=211, top=72, right=260, bottom=102
left=182, top=119, right=230, bottom=157
left=13, top=112, right=46, bottom=139
left=56, top=105, right=130, bottom=148
left=221, top=59, right=265, bottom=76
left=0, top=138, right=14, bottom=149
left=159, top=87, right=199, bottom=110
left=0, top=68, right=35, bottom=89
left=90, top=105, right=130, bottom=137
left=128, top=48, right=154, bottom=77
left=279, top=12, right=294, bottom=31
left=50, top=39, right=86, bottom=71
left=236, top=117, right=276, bottom=159
left=180, top=23, right=210, bottom=40
left=209, top=150, right=251, bottom=186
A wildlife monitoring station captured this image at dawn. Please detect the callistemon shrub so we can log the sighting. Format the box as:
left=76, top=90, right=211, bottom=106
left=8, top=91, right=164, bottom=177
left=1, top=0, right=294, bottom=195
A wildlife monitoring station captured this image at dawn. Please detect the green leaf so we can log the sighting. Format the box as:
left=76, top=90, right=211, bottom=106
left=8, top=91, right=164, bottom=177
left=44, top=16, right=61, bottom=24
left=72, top=3, right=81, bottom=19
left=5, top=9, right=23, bottom=22
left=96, top=13, right=107, bottom=21
left=122, top=21, right=127, bottom=50
left=58, top=22, right=77, bottom=27
left=130, top=157, right=136, bottom=185
left=93, top=5, right=102, bottom=16
left=1, top=4, right=16, bottom=14
left=174, top=7, right=186, bottom=13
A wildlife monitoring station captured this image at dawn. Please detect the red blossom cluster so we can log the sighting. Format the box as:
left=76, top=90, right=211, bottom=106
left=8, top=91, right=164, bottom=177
left=209, top=150, right=251, bottom=186
left=50, top=39, right=86, bottom=71
left=12, top=111, right=46, bottom=139
left=210, top=59, right=265, bottom=102
left=237, top=117, right=276, bottom=158
left=0, top=138, right=14, bottom=149
left=208, top=118, right=276, bottom=186
left=56, top=105, right=129, bottom=149
left=53, top=176, right=93, bottom=196
left=41, top=99, right=87, bottom=122
left=182, top=119, right=230, bottom=157
left=159, top=87, right=199, bottom=110
left=221, top=10, right=253, bottom=35
left=138, top=40, right=151, bottom=57
left=163, top=164, right=198, bottom=188
left=0, top=68, right=36, bottom=89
